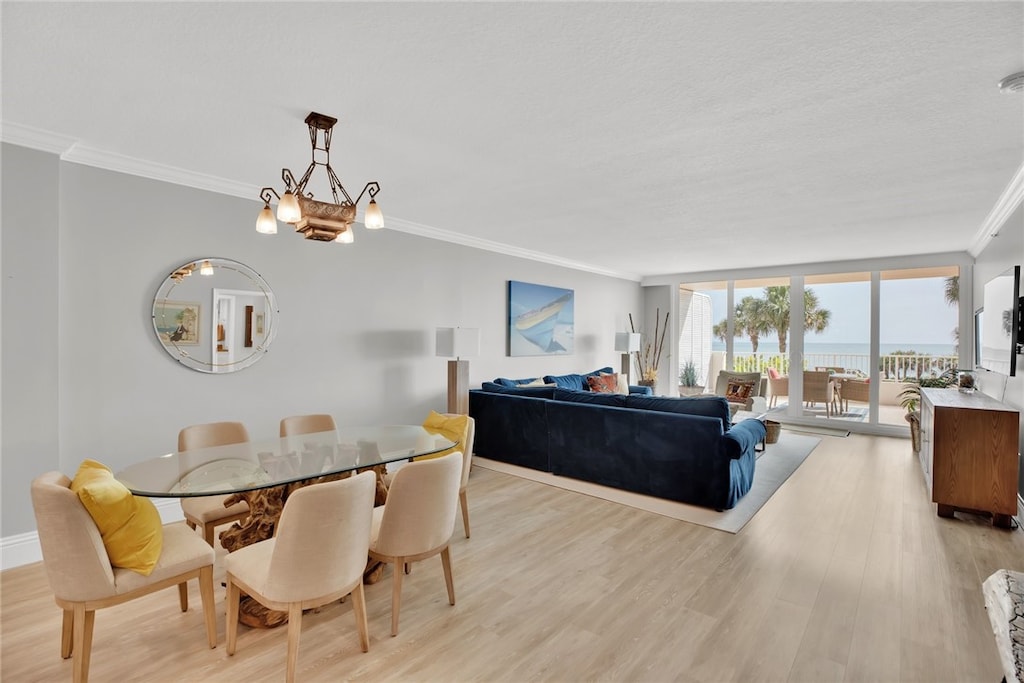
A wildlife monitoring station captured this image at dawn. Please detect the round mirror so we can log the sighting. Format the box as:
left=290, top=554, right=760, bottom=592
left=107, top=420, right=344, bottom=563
left=152, top=258, right=278, bottom=373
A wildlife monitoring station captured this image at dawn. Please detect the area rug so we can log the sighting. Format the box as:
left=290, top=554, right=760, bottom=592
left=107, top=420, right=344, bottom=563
left=474, top=432, right=820, bottom=534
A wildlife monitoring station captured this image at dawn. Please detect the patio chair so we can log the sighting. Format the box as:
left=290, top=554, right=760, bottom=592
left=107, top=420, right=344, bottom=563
left=767, top=367, right=788, bottom=408
left=803, top=371, right=836, bottom=417
left=839, top=378, right=870, bottom=412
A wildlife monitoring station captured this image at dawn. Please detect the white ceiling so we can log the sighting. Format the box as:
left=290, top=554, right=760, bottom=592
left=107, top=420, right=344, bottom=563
left=3, top=2, right=1022, bottom=280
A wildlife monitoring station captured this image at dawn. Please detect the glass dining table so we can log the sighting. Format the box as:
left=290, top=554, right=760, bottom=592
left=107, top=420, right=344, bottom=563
left=116, top=425, right=456, bottom=500
left=116, top=425, right=457, bottom=629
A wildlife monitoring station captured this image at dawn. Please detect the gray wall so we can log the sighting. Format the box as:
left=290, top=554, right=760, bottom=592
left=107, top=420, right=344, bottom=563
left=972, top=202, right=1024, bottom=503
left=2, top=145, right=61, bottom=535
left=1, top=143, right=642, bottom=536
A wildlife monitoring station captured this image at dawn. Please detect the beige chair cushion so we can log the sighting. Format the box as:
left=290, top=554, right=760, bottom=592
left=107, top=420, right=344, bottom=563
left=113, top=524, right=214, bottom=595
left=370, top=451, right=462, bottom=558
left=224, top=471, right=375, bottom=604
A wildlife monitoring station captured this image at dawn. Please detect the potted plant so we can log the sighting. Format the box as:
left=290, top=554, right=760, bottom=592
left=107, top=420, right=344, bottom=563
left=629, top=309, right=670, bottom=394
left=678, top=360, right=704, bottom=396
left=898, top=369, right=956, bottom=452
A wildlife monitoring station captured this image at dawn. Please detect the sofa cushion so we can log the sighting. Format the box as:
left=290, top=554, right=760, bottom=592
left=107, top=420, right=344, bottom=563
left=480, top=381, right=556, bottom=399
left=554, top=387, right=628, bottom=407
left=725, top=377, right=757, bottom=403
left=624, top=394, right=732, bottom=431
left=543, top=373, right=588, bottom=391
left=416, top=410, right=471, bottom=461
left=586, top=373, right=619, bottom=393
left=71, top=459, right=163, bottom=575
left=493, top=376, right=539, bottom=387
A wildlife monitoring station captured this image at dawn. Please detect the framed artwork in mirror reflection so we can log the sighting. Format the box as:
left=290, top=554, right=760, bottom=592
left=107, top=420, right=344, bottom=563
left=154, top=300, right=201, bottom=345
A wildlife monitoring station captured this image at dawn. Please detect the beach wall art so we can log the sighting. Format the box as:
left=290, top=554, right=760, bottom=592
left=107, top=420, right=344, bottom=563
left=508, top=280, right=574, bottom=356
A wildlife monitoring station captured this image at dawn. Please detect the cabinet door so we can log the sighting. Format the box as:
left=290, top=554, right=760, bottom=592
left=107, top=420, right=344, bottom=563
left=919, top=400, right=933, bottom=495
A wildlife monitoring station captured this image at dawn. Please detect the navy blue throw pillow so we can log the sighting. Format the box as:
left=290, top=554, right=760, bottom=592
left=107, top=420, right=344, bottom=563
left=543, top=373, right=587, bottom=391
left=554, top=388, right=627, bottom=408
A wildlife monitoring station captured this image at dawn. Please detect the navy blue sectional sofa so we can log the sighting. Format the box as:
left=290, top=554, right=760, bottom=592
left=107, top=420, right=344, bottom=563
left=468, top=375, right=766, bottom=510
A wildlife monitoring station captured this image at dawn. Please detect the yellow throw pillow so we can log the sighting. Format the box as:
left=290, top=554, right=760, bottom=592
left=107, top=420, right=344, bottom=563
left=416, top=411, right=470, bottom=461
left=71, top=459, right=163, bottom=575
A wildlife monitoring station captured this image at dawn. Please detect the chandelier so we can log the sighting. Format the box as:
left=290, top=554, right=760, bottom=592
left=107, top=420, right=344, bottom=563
left=257, top=112, right=383, bottom=243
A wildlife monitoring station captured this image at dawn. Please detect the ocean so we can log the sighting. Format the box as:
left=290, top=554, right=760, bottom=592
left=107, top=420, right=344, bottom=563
left=713, top=341, right=957, bottom=356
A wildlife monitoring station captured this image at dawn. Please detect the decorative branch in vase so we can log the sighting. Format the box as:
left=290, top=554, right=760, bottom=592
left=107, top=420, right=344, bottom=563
left=629, top=309, right=670, bottom=392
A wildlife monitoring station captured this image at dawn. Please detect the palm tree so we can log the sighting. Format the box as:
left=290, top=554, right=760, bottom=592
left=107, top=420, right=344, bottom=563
left=735, top=296, right=771, bottom=352
left=945, top=275, right=959, bottom=353
left=944, top=276, right=959, bottom=306
left=762, top=286, right=831, bottom=353
left=712, top=319, right=730, bottom=344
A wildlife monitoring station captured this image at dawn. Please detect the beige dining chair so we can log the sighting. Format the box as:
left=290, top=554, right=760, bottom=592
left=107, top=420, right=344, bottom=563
left=179, top=421, right=251, bottom=546
left=280, top=414, right=337, bottom=437
left=368, top=451, right=462, bottom=637
left=31, top=472, right=217, bottom=683
left=444, top=414, right=476, bottom=539
left=803, top=371, right=837, bottom=417
left=224, top=471, right=376, bottom=683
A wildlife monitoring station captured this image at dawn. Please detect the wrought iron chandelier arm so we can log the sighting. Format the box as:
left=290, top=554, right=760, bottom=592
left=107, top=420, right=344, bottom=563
left=259, top=187, right=280, bottom=205
left=353, top=181, right=380, bottom=205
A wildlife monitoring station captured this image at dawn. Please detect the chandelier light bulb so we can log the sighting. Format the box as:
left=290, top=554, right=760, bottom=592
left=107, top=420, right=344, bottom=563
left=256, top=204, right=278, bottom=234
left=199, top=260, right=214, bottom=276
left=276, top=190, right=302, bottom=223
left=364, top=198, right=384, bottom=230
left=335, top=228, right=355, bottom=244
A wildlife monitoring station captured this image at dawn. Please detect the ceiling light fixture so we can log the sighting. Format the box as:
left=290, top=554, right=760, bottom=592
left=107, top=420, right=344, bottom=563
left=257, top=112, right=383, bottom=243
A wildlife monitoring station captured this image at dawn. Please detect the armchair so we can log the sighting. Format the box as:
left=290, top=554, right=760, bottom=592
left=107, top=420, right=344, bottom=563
left=711, top=370, right=767, bottom=411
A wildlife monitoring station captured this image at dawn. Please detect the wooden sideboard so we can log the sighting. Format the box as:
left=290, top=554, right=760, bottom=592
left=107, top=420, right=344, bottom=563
left=920, top=388, right=1020, bottom=528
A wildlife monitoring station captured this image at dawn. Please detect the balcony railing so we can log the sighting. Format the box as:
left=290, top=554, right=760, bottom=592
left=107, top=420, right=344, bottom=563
left=726, top=352, right=959, bottom=380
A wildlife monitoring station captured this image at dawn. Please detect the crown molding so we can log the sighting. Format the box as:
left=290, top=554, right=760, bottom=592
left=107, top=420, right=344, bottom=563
left=382, top=215, right=643, bottom=282
left=1, top=121, right=78, bottom=154
left=60, top=144, right=257, bottom=201
left=969, top=162, right=1024, bottom=257
left=3, top=121, right=639, bottom=281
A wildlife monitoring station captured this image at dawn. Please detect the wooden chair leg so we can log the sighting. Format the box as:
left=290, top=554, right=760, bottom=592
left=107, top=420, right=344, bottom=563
left=178, top=582, right=188, bottom=612
left=226, top=580, right=240, bottom=655
left=72, top=604, right=94, bottom=683
left=286, top=603, right=303, bottom=683
left=199, top=565, right=217, bottom=649
left=351, top=582, right=370, bottom=653
left=61, top=609, right=73, bottom=659
left=202, top=523, right=215, bottom=547
left=390, top=559, right=404, bottom=637
left=459, top=489, right=470, bottom=538
left=440, top=546, right=455, bottom=606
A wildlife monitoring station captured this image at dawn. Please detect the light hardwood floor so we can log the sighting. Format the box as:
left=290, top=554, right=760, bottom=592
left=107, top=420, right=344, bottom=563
left=3, top=433, right=1022, bottom=682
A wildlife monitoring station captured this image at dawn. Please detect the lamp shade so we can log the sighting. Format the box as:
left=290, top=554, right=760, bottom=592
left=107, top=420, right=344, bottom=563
left=615, top=332, right=641, bottom=353
left=436, top=327, right=480, bottom=358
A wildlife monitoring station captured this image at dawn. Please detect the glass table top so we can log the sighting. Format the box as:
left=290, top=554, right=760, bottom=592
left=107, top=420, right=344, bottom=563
left=116, top=425, right=457, bottom=497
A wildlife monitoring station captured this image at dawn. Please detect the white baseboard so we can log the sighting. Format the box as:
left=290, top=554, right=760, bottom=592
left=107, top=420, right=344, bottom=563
left=1, top=499, right=185, bottom=571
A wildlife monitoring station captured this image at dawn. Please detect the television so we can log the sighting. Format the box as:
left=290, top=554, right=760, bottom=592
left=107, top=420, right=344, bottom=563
left=978, top=265, right=1021, bottom=376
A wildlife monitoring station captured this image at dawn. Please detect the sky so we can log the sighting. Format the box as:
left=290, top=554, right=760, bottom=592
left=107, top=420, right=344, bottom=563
left=702, top=276, right=959, bottom=347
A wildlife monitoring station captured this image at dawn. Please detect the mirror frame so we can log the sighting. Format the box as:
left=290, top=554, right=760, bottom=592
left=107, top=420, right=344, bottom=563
left=152, top=257, right=279, bottom=373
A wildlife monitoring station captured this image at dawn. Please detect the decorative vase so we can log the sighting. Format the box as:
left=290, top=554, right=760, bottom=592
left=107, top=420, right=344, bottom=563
left=678, top=385, right=704, bottom=397
left=638, top=379, right=657, bottom=394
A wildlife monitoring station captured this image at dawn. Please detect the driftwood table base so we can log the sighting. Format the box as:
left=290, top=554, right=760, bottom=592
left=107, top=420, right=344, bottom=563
left=219, top=466, right=390, bottom=629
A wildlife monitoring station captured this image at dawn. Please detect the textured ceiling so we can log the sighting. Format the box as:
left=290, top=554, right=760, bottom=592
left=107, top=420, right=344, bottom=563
left=3, top=2, right=1022, bottom=279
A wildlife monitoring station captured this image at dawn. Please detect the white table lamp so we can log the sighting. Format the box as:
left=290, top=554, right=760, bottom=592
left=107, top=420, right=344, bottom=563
left=436, top=327, right=480, bottom=415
